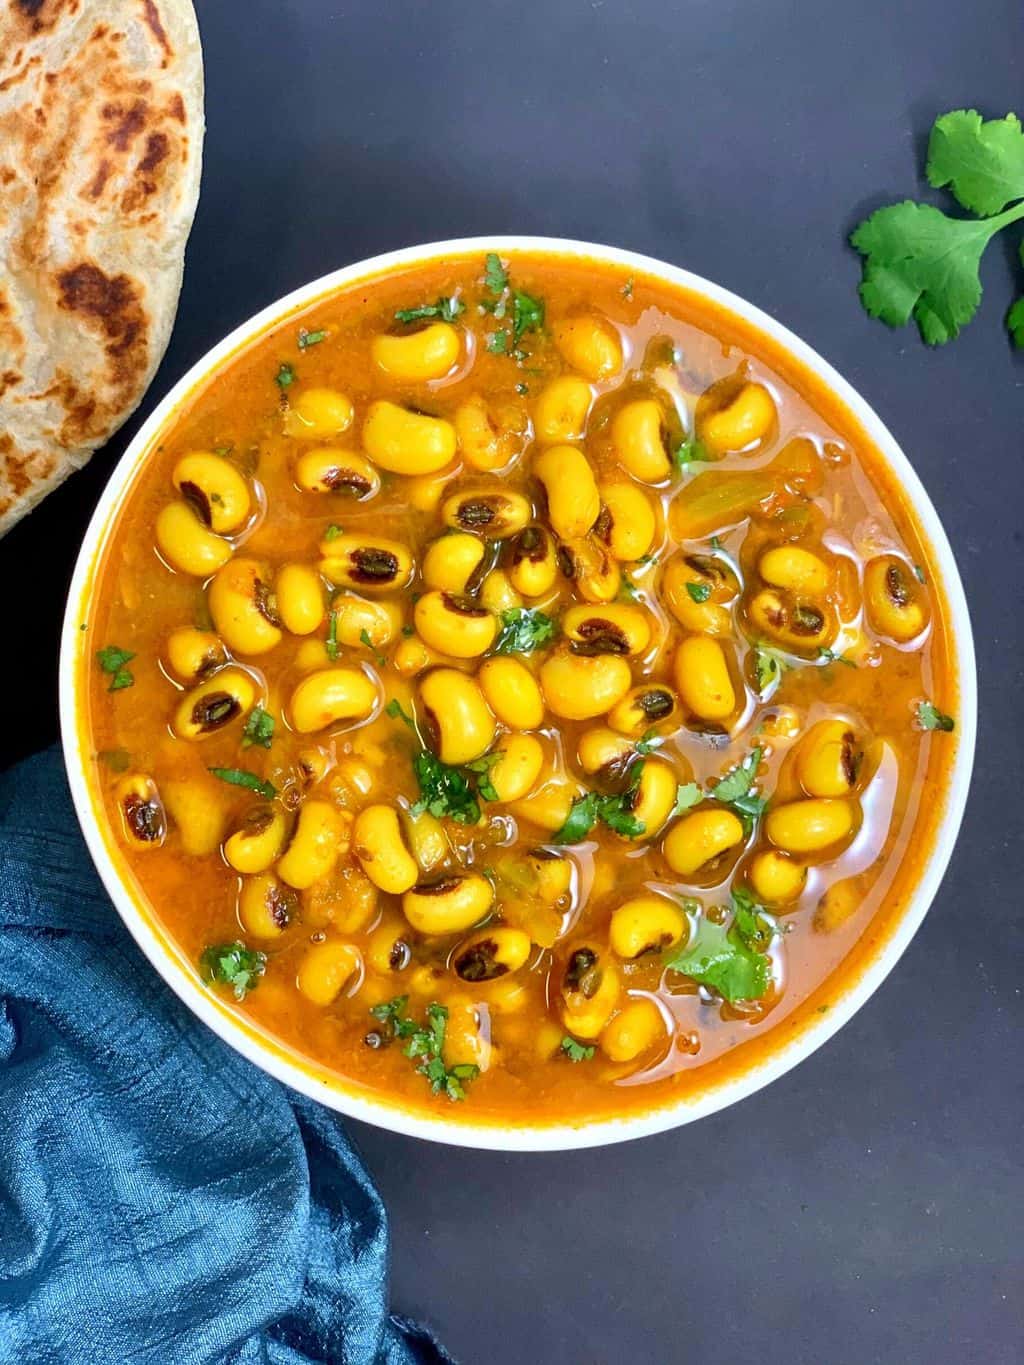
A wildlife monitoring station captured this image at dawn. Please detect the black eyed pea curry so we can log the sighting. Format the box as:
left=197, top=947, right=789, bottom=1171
left=82, top=251, right=957, bottom=1124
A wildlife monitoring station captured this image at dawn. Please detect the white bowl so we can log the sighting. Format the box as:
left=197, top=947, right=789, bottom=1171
left=59, top=237, right=977, bottom=1150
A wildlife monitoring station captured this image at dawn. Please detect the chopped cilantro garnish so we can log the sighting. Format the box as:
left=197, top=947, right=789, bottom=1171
left=511, top=289, right=544, bottom=342
left=484, top=252, right=508, bottom=294
left=486, top=330, right=509, bottom=354
left=394, top=296, right=465, bottom=324
left=753, top=645, right=786, bottom=692
left=685, top=580, right=711, bottom=604
left=710, top=747, right=766, bottom=827
left=664, top=910, right=770, bottom=1004
left=96, top=644, right=135, bottom=692
left=207, top=767, right=276, bottom=799
left=386, top=697, right=416, bottom=728
left=618, top=574, right=642, bottom=602
left=359, top=628, right=387, bottom=668
left=561, top=1037, right=595, bottom=1063
left=298, top=327, right=327, bottom=349
left=275, top=362, right=295, bottom=389
left=674, top=432, right=710, bottom=470
left=325, top=610, right=339, bottom=661
left=916, top=700, right=955, bottom=732
left=494, top=607, right=557, bottom=654
left=412, top=750, right=481, bottom=824
left=200, top=941, right=267, bottom=1000
left=369, top=997, right=479, bottom=1101
left=817, top=647, right=856, bottom=668
left=465, top=752, right=503, bottom=803
left=323, top=523, right=343, bottom=541
left=669, top=782, right=703, bottom=819
left=913, top=564, right=927, bottom=584
left=241, top=706, right=275, bottom=750
left=554, top=763, right=647, bottom=843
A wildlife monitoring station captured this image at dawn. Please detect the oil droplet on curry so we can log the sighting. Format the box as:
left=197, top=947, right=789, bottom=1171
left=82, top=251, right=957, bottom=1123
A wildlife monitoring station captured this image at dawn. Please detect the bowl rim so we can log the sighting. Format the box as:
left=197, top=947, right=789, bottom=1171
left=59, top=235, right=977, bottom=1151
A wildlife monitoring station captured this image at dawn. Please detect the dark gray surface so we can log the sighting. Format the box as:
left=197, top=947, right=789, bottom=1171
left=3, top=1, right=1021, bottom=1361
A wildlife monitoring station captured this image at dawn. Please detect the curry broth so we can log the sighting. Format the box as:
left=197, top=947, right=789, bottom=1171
left=80, top=252, right=956, bottom=1124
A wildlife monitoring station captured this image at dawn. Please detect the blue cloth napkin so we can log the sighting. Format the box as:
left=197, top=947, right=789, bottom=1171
left=0, top=748, right=453, bottom=1365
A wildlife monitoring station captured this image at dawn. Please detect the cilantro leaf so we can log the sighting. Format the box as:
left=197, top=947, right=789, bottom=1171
left=359, top=628, right=387, bottom=668
left=494, top=608, right=557, bottom=654
left=817, top=646, right=856, bottom=668
left=465, top=752, right=502, bottom=803
left=711, top=748, right=762, bottom=804
left=275, top=362, right=295, bottom=389
left=729, top=886, right=777, bottom=953
left=323, top=523, right=343, bottom=541
left=553, top=792, right=600, bottom=844
left=561, top=1037, right=595, bottom=1063
left=200, top=941, right=266, bottom=1000
left=926, top=109, right=1024, bottom=216
left=385, top=697, right=416, bottom=729
left=685, top=580, right=711, bottom=603
left=96, top=644, right=136, bottom=691
left=486, top=330, right=509, bottom=354
left=208, top=767, right=276, bottom=799
left=674, top=431, right=711, bottom=470
left=553, top=765, right=647, bottom=843
left=916, top=700, right=955, bottom=732
left=241, top=705, right=275, bottom=750
left=664, top=915, right=769, bottom=1003
left=669, top=782, right=703, bottom=819
left=512, top=290, right=544, bottom=341
left=754, top=645, right=785, bottom=692
left=367, top=997, right=478, bottom=1100
left=298, top=327, right=327, bottom=349
left=484, top=252, right=508, bottom=293
left=325, top=609, right=339, bottom=661
left=412, top=750, right=481, bottom=824
left=394, top=296, right=464, bottom=324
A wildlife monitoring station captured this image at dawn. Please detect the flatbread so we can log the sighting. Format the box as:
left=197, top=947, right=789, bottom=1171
left=0, top=0, right=204, bottom=537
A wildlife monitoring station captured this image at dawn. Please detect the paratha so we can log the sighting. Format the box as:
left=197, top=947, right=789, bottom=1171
left=0, top=0, right=204, bottom=537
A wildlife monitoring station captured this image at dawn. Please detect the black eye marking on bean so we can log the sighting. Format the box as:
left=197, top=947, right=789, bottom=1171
left=179, top=480, right=213, bottom=527
left=192, top=692, right=240, bottom=730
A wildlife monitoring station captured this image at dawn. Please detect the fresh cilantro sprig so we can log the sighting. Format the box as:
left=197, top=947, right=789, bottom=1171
left=494, top=607, right=557, bottom=654
left=208, top=767, right=276, bottom=799
left=369, top=997, right=479, bottom=1101
left=481, top=252, right=545, bottom=357
left=96, top=644, right=135, bottom=691
left=200, top=941, right=266, bottom=1000
left=298, top=327, right=327, bottom=349
left=674, top=431, right=711, bottom=471
left=275, top=362, right=295, bottom=389
left=561, top=1037, right=595, bottom=1063
left=412, top=751, right=482, bottom=824
left=664, top=888, right=775, bottom=1003
left=709, top=747, right=766, bottom=828
left=554, top=762, right=647, bottom=843
left=851, top=109, right=1024, bottom=346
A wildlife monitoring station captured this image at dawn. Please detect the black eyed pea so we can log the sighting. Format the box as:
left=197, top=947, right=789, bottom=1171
left=441, top=487, right=532, bottom=540
left=673, top=636, right=737, bottom=722
left=533, top=444, right=601, bottom=540
left=559, top=944, right=621, bottom=1039
left=283, top=386, right=354, bottom=439
left=276, top=563, right=325, bottom=636
left=563, top=603, right=652, bottom=657
left=276, top=800, right=347, bottom=890
left=696, top=375, right=777, bottom=455
left=532, top=375, right=593, bottom=444
left=760, top=544, right=830, bottom=596
left=552, top=315, right=623, bottom=382
left=362, top=400, right=456, bottom=474
left=165, top=627, right=226, bottom=683
left=393, top=633, right=443, bottom=678
left=353, top=804, right=420, bottom=894
left=747, top=589, right=834, bottom=653
left=288, top=666, right=380, bottom=734
left=576, top=725, right=636, bottom=777
left=294, top=639, right=331, bottom=672
left=528, top=848, right=575, bottom=909
left=479, top=568, right=522, bottom=614
left=172, top=451, right=252, bottom=534
left=422, top=532, right=486, bottom=594
left=365, top=916, right=414, bottom=975
left=599, top=997, right=666, bottom=1063
left=405, top=468, right=459, bottom=514
left=557, top=535, right=621, bottom=603
left=401, top=873, right=495, bottom=936
left=508, top=524, right=558, bottom=598
left=319, top=533, right=415, bottom=593
left=453, top=395, right=525, bottom=471
left=621, top=758, right=679, bottom=839
left=442, top=997, right=492, bottom=1072
left=418, top=667, right=496, bottom=764
left=595, top=482, right=657, bottom=562
left=794, top=719, right=864, bottom=798
left=765, top=798, right=856, bottom=856
left=539, top=649, right=633, bottom=721
left=173, top=667, right=258, bottom=740
left=662, top=807, right=746, bottom=878
left=113, top=773, right=166, bottom=848
left=155, top=501, right=233, bottom=577
left=477, top=656, right=545, bottom=729
left=663, top=556, right=735, bottom=635
left=224, top=804, right=289, bottom=874
left=610, top=398, right=672, bottom=483
left=813, top=877, right=862, bottom=933
left=372, top=321, right=461, bottom=382
left=607, top=683, right=679, bottom=737
left=162, top=777, right=230, bottom=856
left=609, top=895, right=686, bottom=958
left=414, top=591, right=498, bottom=659
left=400, top=807, right=451, bottom=877
left=863, top=555, right=930, bottom=643
left=293, top=447, right=380, bottom=499
left=296, top=940, right=362, bottom=1006
left=297, top=747, right=332, bottom=788
left=508, top=779, right=581, bottom=834
left=452, top=927, right=532, bottom=982
left=487, top=734, right=545, bottom=803
left=238, top=872, right=297, bottom=938
left=331, top=594, right=402, bottom=650
left=208, top=558, right=283, bottom=655
left=748, top=849, right=807, bottom=906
